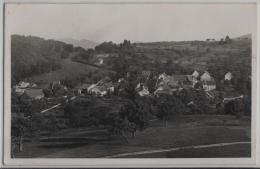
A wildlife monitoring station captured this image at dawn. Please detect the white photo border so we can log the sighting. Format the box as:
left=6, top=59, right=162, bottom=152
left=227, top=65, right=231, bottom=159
left=1, top=0, right=260, bottom=167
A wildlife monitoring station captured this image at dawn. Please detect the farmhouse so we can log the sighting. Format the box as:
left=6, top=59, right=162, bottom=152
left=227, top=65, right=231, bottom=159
left=14, top=81, right=37, bottom=95
left=88, top=77, right=114, bottom=96
left=17, top=81, right=30, bottom=88
left=192, top=70, right=200, bottom=79
left=200, top=71, right=216, bottom=91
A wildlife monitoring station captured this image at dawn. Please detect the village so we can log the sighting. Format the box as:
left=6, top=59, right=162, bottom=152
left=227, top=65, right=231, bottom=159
left=13, top=69, right=240, bottom=110
left=5, top=2, right=255, bottom=161
left=10, top=35, right=252, bottom=158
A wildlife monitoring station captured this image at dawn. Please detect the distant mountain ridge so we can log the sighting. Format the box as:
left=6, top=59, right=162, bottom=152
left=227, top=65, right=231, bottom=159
left=59, top=38, right=99, bottom=49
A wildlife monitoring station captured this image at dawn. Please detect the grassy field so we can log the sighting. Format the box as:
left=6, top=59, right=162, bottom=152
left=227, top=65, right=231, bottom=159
left=119, top=144, right=251, bottom=158
left=26, top=53, right=115, bottom=87
left=14, top=114, right=251, bottom=158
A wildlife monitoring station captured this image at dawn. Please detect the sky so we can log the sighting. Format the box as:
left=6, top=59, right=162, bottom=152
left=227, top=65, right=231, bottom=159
left=5, top=3, right=257, bottom=43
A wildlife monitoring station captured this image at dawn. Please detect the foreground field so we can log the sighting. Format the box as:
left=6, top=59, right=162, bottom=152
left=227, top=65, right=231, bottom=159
left=15, top=114, right=251, bottom=158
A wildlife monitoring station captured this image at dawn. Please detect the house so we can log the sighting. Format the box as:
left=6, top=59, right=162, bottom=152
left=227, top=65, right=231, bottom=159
left=154, top=83, right=173, bottom=96
left=50, top=81, right=61, bottom=90
left=74, top=83, right=91, bottom=95
left=88, top=77, right=114, bottom=96
left=191, top=70, right=200, bottom=86
left=200, top=71, right=213, bottom=81
left=155, top=73, right=169, bottom=88
left=17, top=81, right=30, bottom=88
left=95, top=58, right=104, bottom=66
left=201, top=80, right=216, bottom=91
left=170, top=75, right=193, bottom=88
left=89, top=86, right=108, bottom=96
left=192, top=70, right=200, bottom=79
left=156, top=73, right=193, bottom=90
left=14, top=81, right=33, bottom=95
left=200, top=71, right=216, bottom=91
left=136, top=83, right=150, bottom=96
left=24, top=88, right=44, bottom=100
left=224, top=72, right=233, bottom=81
left=14, top=88, right=25, bottom=96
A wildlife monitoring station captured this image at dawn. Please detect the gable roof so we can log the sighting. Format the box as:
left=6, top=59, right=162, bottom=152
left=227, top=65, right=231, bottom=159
left=200, top=71, right=214, bottom=81
left=192, top=70, right=200, bottom=78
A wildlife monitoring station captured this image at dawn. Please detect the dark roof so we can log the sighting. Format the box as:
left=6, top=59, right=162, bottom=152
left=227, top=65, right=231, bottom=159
left=24, top=88, right=44, bottom=98
left=75, top=83, right=91, bottom=89
left=172, top=75, right=187, bottom=81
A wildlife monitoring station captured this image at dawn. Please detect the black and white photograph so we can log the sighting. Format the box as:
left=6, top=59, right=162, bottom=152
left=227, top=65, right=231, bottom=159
left=2, top=1, right=259, bottom=166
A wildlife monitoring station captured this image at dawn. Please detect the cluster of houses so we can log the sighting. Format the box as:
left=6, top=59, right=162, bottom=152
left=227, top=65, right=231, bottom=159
left=74, top=77, right=114, bottom=96
left=14, top=81, right=45, bottom=100
left=13, top=80, right=69, bottom=100
left=13, top=70, right=235, bottom=100
left=137, top=70, right=218, bottom=96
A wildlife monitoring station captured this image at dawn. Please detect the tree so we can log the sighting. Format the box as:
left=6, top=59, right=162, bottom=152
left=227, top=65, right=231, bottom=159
left=95, top=41, right=118, bottom=53
left=120, top=100, right=147, bottom=137
left=225, top=35, right=232, bottom=43
left=11, top=115, right=29, bottom=153
left=219, top=38, right=225, bottom=45
left=155, top=95, right=185, bottom=127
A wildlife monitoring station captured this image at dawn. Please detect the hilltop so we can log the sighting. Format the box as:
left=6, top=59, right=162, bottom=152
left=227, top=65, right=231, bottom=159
left=59, top=38, right=99, bottom=49
left=11, top=35, right=113, bottom=87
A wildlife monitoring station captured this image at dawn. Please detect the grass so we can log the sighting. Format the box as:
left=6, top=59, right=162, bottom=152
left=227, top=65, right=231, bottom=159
left=27, top=58, right=113, bottom=86
left=14, top=115, right=251, bottom=158
left=121, top=144, right=251, bottom=158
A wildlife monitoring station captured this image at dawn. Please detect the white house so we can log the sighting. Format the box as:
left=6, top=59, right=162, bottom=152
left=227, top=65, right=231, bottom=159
left=192, top=70, right=200, bottom=79
left=98, top=58, right=104, bottom=65
left=224, top=72, right=233, bottom=81
left=200, top=71, right=216, bottom=91
left=14, top=81, right=31, bottom=95
left=200, top=71, right=213, bottom=81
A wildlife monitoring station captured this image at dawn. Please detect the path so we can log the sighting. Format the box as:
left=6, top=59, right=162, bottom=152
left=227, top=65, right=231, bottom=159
left=104, top=141, right=251, bottom=158
left=40, top=96, right=77, bottom=114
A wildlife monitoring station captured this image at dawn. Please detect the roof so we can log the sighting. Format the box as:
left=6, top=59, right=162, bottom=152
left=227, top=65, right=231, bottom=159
left=17, top=81, right=30, bottom=88
left=171, top=75, right=187, bottom=81
left=75, top=83, right=91, bottom=89
left=192, top=70, right=200, bottom=77
left=24, top=88, right=44, bottom=98
left=200, top=71, right=213, bottom=81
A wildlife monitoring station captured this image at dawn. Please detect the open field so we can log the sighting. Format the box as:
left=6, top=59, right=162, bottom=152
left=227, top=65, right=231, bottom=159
left=15, top=114, right=251, bottom=158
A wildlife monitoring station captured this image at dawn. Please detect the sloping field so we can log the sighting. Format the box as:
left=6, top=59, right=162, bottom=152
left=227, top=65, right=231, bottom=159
left=27, top=58, right=112, bottom=86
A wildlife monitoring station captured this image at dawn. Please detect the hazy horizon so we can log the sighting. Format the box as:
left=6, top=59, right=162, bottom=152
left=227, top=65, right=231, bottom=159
left=11, top=33, right=252, bottom=44
left=6, top=3, right=256, bottom=43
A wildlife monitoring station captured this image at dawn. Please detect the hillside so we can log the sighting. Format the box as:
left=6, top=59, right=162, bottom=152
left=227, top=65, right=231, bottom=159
left=234, top=34, right=252, bottom=40
left=134, top=37, right=251, bottom=79
left=12, top=35, right=113, bottom=87
left=11, top=35, right=74, bottom=85
left=27, top=57, right=114, bottom=87
left=59, top=38, right=99, bottom=49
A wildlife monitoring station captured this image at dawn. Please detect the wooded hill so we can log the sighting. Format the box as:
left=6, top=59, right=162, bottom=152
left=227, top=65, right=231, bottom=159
left=11, top=35, right=74, bottom=85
